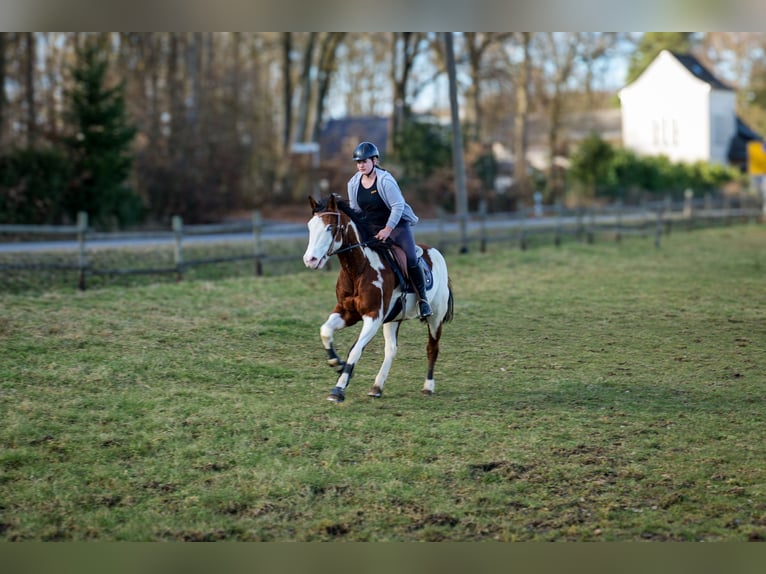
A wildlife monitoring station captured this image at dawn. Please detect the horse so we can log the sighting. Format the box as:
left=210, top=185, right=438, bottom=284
left=302, top=194, right=454, bottom=403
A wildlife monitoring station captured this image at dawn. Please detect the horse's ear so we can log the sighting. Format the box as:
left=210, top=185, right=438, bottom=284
left=309, top=196, right=318, bottom=211
left=328, top=194, right=338, bottom=210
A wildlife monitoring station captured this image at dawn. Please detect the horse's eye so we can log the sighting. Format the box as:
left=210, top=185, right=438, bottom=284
left=326, top=224, right=334, bottom=232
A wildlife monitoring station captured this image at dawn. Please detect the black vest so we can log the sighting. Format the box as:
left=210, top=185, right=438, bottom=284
left=357, top=176, right=389, bottom=228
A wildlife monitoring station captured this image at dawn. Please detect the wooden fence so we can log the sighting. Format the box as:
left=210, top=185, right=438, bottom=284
left=1, top=192, right=763, bottom=291
left=436, top=193, right=764, bottom=254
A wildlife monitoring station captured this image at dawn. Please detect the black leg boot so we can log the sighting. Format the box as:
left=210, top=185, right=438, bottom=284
left=408, top=264, right=432, bottom=319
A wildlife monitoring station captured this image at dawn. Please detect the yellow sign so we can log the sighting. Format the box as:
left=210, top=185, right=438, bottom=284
left=747, top=140, right=766, bottom=176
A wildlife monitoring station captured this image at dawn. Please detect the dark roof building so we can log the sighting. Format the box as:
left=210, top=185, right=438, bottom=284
left=319, top=116, right=390, bottom=163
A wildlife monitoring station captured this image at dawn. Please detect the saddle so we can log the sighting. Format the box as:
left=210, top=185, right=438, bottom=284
left=379, top=244, right=433, bottom=293
left=375, top=244, right=432, bottom=324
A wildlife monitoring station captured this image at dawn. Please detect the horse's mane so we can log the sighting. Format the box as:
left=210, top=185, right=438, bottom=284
left=317, top=194, right=376, bottom=242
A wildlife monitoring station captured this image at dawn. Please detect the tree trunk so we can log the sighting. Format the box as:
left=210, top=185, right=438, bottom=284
left=25, top=32, right=36, bottom=147
left=312, top=33, right=345, bottom=143
left=282, top=32, right=293, bottom=154
left=444, top=32, right=469, bottom=253
left=296, top=32, right=316, bottom=143
left=0, top=33, right=7, bottom=148
left=465, top=33, right=482, bottom=143
left=513, top=32, right=532, bottom=204
left=168, top=33, right=181, bottom=148
left=390, top=32, right=421, bottom=155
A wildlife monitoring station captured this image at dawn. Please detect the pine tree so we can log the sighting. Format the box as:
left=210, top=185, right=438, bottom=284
left=63, top=40, right=141, bottom=227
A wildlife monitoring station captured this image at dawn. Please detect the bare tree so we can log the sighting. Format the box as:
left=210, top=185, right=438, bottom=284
left=25, top=32, right=37, bottom=147
left=295, top=32, right=317, bottom=144
left=463, top=32, right=513, bottom=143
left=281, top=32, right=293, bottom=154
left=531, top=33, right=619, bottom=202
left=390, top=32, right=425, bottom=154
left=0, top=33, right=7, bottom=148
left=444, top=32, right=469, bottom=251
left=513, top=32, right=532, bottom=203
left=312, top=32, right=346, bottom=143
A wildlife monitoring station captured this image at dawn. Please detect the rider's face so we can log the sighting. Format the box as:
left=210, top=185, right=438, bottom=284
left=356, top=158, right=373, bottom=173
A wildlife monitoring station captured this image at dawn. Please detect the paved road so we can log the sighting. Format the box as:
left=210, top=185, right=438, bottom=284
left=0, top=210, right=667, bottom=254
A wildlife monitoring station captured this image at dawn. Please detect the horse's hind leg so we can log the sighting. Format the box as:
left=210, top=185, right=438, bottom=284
left=368, top=321, right=400, bottom=398
left=321, top=312, right=347, bottom=371
left=423, top=322, right=443, bottom=396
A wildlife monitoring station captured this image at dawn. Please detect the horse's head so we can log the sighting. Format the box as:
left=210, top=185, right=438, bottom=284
left=303, top=195, right=343, bottom=270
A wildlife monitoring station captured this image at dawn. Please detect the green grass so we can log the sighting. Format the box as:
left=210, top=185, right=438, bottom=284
left=1, top=225, right=765, bottom=541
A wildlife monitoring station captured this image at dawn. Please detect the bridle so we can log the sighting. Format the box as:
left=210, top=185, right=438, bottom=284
left=315, top=210, right=375, bottom=257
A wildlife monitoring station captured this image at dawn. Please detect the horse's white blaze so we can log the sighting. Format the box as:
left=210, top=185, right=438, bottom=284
left=303, top=215, right=336, bottom=269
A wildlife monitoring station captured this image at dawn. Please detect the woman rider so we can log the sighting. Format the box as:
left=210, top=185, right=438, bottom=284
left=347, top=141, right=432, bottom=319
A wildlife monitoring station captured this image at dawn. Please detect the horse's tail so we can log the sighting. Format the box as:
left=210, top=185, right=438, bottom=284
left=444, top=277, right=455, bottom=323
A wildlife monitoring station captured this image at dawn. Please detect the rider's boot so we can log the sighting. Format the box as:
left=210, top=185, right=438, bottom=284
left=408, top=264, right=432, bottom=319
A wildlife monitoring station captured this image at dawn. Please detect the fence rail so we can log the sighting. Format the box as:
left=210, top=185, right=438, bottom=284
left=1, top=193, right=763, bottom=291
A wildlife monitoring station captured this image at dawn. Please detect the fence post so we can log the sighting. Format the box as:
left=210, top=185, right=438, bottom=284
left=586, top=207, right=595, bottom=244
left=615, top=199, right=622, bottom=243
left=172, top=215, right=184, bottom=282
left=654, top=207, right=663, bottom=249
left=664, top=195, right=673, bottom=236
left=554, top=201, right=562, bottom=247
left=640, top=197, right=649, bottom=239
left=761, top=179, right=766, bottom=220
left=77, top=211, right=88, bottom=291
left=518, top=207, right=528, bottom=250
left=252, top=210, right=264, bottom=276
left=479, top=199, right=487, bottom=253
left=437, top=206, right=446, bottom=252
left=683, top=188, right=693, bottom=230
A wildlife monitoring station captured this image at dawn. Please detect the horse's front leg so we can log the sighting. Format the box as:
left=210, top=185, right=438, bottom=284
left=320, top=312, right=347, bottom=371
left=327, top=315, right=382, bottom=403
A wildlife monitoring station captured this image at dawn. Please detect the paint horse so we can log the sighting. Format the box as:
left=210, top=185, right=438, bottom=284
left=303, top=194, right=454, bottom=403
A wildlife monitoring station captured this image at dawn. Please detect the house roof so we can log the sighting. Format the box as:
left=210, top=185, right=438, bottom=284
left=319, top=116, right=389, bottom=162
left=728, top=116, right=765, bottom=163
left=669, top=51, right=733, bottom=91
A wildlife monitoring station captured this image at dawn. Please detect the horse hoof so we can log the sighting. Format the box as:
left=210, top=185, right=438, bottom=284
left=367, top=386, right=383, bottom=398
left=327, top=388, right=345, bottom=403
left=421, top=389, right=433, bottom=397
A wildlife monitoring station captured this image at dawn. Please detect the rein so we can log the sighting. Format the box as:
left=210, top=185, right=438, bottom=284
left=331, top=238, right=376, bottom=255
left=316, top=209, right=376, bottom=258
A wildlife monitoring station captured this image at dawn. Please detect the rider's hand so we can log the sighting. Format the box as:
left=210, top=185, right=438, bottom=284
left=375, top=226, right=393, bottom=241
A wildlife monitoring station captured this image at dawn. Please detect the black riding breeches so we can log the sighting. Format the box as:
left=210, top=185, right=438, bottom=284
left=389, top=221, right=418, bottom=267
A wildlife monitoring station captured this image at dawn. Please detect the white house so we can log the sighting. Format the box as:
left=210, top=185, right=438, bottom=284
left=619, top=50, right=738, bottom=166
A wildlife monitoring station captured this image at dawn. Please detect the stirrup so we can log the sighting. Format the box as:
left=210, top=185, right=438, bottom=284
left=418, top=300, right=433, bottom=318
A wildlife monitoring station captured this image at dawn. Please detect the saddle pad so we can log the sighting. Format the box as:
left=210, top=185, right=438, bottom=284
left=388, top=246, right=433, bottom=292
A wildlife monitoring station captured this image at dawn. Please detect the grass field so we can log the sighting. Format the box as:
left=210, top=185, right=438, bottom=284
left=1, top=225, right=765, bottom=541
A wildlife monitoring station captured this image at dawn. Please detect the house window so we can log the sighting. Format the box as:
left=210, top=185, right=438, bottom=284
left=654, top=117, right=679, bottom=147
left=672, top=118, right=679, bottom=146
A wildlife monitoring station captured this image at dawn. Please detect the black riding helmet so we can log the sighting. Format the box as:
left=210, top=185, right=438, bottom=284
left=352, top=141, right=380, bottom=161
